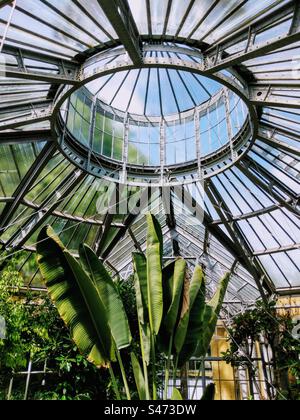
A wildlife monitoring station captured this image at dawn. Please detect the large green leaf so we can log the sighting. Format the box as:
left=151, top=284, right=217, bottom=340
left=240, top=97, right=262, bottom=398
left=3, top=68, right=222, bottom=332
left=171, top=388, right=183, bottom=401
left=133, top=252, right=151, bottom=365
left=79, top=244, right=132, bottom=350
left=196, top=273, right=230, bottom=358
left=157, top=260, right=177, bottom=354
left=177, top=266, right=206, bottom=366
left=133, top=252, right=148, bottom=325
left=36, top=226, right=113, bottom=368
left=131, top=353, right=147, bottom=400
left=174, top=265, right=204, bottom=355
left=146, top=214, right=163, bottom=335
left=173, top=277, right=190, bottom=354
left=165, top=258, right=186, bottom=334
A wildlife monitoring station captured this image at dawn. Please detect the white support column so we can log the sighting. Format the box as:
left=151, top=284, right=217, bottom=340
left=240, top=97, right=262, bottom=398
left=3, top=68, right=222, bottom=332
left=194, top=108, right=204, bottom=180
left=122, top=113, right=129, bottom=184
left=224, top=88, right=238, bottom=162
left=160, top=118, right=165, bottom=185
left=87, top=99, right=97, bottom=172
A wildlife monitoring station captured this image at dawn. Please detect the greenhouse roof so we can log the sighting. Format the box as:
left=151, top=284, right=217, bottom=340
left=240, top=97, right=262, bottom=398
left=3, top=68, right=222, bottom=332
left=0, top=0, right=299, bottom=313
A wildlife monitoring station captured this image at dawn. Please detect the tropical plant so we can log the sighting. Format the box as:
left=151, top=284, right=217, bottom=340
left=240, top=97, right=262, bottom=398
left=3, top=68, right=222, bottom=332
left=222, top=301, right=300, bottom=400
left=36, top=214, right=230, bottom=400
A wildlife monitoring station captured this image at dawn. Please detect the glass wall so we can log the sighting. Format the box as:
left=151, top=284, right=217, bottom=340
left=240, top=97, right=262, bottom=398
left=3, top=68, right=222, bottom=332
left=128, top=121, right=160, bottom=166
left=67, top=90, right=92, bottom=147
left=65, top=87, right=248, bottom=169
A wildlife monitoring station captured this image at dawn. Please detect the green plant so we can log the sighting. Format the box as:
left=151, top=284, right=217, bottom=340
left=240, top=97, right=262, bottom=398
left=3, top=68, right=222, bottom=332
left=222, top=301, right=300, bottom=400
left=0, top=254, right=136, bottom=400
left=36, top=214, right=230, bottom=401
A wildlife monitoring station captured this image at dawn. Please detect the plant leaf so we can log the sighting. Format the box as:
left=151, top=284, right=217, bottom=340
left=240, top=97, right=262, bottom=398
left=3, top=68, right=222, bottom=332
left=174, top=277, right=190, bottom=354
left=146, top=214, right=163, bottom=335
left=36, top=226, right=113, bottom=368
left=177, top=266, right=206, bottom=366
left=157, top=260, right=176, bottom=354
left=171, top=388, right=183, bottom=400
left=133, top=252, right=148, bottom=325
left=165, top=258, right=186, bottom=334
left=175, top=265, right=204, bottom=355
left=141, top=323, right=151, bottom=366
left=196, top=273, right=230, bottom=358
left=79, top=244, right=132, bottom=350
left=131, top=353, right=147, bottom=400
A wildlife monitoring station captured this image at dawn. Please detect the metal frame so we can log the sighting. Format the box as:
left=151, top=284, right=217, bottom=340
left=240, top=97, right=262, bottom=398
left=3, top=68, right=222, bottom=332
left=97, top=0, right=142, bottom=66
left=0, top=1, right=299, bottom=301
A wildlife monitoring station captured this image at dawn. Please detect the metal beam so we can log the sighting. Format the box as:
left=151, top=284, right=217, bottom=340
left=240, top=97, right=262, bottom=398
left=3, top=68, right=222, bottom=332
left=238, top=157, right=300, bottom=218
left=173, top=185, right=256, bottom=276
left=101, top=187, right=151, bottom=260
left=97, top=0, right=142, bottom=65
left=257, top=131, right=300, bottom=158
left=128, top=227, right=143, bottom=253
left=0, top=142, right=57, bottom=234
left=6, top=170, right=86, bottom=249
left=0, top=103, right=52, bottom=131
left=1, top=45, right=79, bottom=84
left=205, top=181, right=274, bottom=299
left=203, top=1, right=300, bottom=74
left=253, top=243, right=300, bottom=256
left=290, top=0, right=300, bottom=34
left=250, top=85, right=300, bottom=109
left=161, top=187, right=180, bottom=257
left=0, top=129, right=53, bottom=145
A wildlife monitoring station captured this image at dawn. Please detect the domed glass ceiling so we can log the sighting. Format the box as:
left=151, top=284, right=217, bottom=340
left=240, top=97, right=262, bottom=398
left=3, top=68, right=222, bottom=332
left=86, top=69, right=221, bottom=117
left=60, top=71, right=248, bottom=173
left=0, top=0, right=299, bottom=313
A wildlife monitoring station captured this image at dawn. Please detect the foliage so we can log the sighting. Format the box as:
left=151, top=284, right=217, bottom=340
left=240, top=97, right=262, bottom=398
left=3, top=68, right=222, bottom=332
left=36, top=214, right=230, bottom=401
left=222, top=301, right=300, bottom=400
left=0, top=255, right=139, bottom=400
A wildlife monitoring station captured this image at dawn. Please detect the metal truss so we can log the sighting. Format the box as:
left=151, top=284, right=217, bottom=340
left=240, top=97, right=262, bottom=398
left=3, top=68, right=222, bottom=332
left=1, top=45, right=79, bottom=85
left=100, top=187, right=153, bottom=260
left=161, top=187, right=180, bottom=257
left=202, top=1, right=300, bottom=74
left=0, top=130, right=53, bottom=145
left=0, top=142, right=57, bottom=234
left=172, top=185, right=262, bottom=285
left=238, top=157, right=300, bottom=218
left=174, top=224, right=259, bottom=303
left=249, top=85, right=300, bottom=109
left=0, top=102, right=53, bottom=131
left=5, top=170, right=86, bottom=249
left=0, top=0, right=299, bottom=297
left=258, top=126, right=300, bottom=158
left=97, top=0, right=142, bottom=66
left=205, top=181, right=275, bottom=300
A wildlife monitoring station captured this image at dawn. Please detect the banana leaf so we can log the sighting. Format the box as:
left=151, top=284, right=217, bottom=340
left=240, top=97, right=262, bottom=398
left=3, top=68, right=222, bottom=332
left=196, top=273, right=230, bottom=358
left=171, top=388, right=183, bottom=401
left=36, top=226, right=113, bottom=368
left=174, top=265, right=204, bottom=356
left=79, top=244, right=132, bottom=350
left=133, top=252, right=151, bottom=365
left=165, top=258, right=186, bottom=334
left=133, top=252, right=148, bottom=325
left=158, top=259, right=186, bottom=354
left=177, top=266, right=206, bottom=366
left=146, top=214, right=163, bottom=335
left=131, top=353, right=147, bottom=400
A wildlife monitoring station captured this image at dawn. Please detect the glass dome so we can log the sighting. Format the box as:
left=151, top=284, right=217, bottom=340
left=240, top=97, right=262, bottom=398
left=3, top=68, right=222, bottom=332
left=60, top=71, right=248, bottom=173
left=0, top=0, right=299, bottom=309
